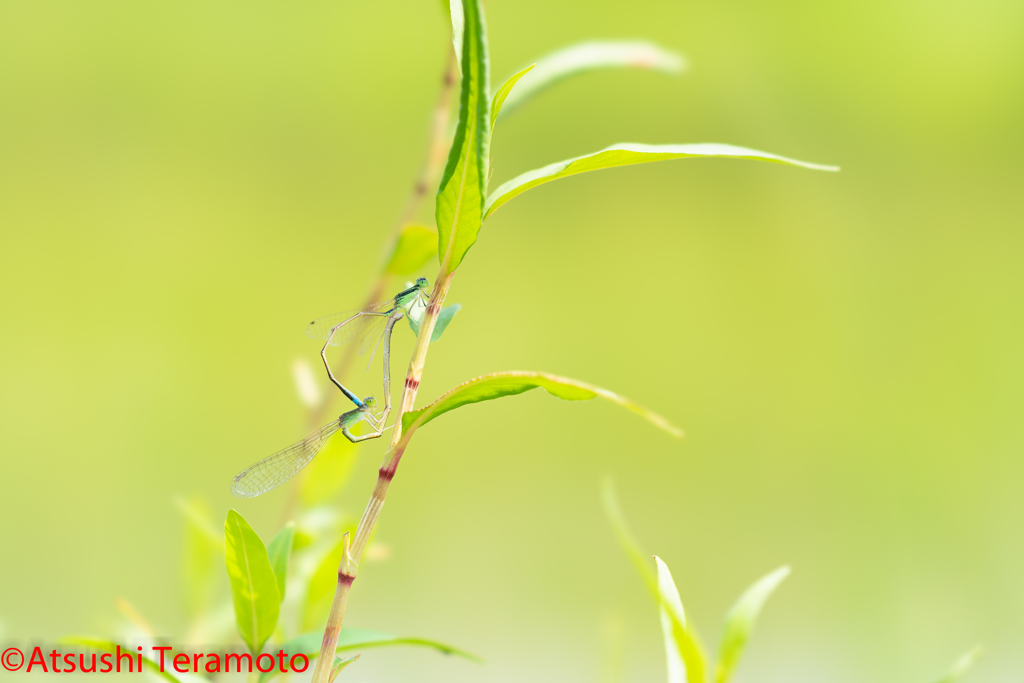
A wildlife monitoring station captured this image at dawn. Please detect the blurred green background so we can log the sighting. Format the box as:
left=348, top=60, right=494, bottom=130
left=1, top=0, right=1023, bottom=682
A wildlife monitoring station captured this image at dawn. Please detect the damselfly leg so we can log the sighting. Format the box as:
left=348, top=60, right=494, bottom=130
left=322, top=310, right=390, bottom=408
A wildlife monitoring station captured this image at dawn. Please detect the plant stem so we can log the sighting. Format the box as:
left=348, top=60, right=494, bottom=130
left=284, top=52, right=457, bottom=528
left=309, top=533, right=354, bottom=683
left=307, top=48, right=461, bottom=683
left=307, top=53, right=457, bottom=429
left=346, top=269, right=455, bottom=564
left=308, top=271, right=456, bottom=683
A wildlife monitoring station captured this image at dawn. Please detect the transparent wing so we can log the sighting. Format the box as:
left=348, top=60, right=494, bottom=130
left=230, top=419, right=342, bottom=498
left=306, top=301, right=393, bottom=352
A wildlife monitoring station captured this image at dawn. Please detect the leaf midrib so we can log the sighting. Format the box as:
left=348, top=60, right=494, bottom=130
left=441, top=44, right=478, bottom=272
left=233, top=515, right=259, bottom=650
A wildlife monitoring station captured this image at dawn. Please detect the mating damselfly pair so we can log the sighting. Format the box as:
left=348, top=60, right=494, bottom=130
left=230, top=278, right=430, bottom=498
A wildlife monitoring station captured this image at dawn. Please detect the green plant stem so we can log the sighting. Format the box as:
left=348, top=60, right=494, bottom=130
left=309, top=270, right=456, bottom=683
left=306, top=54, right=459, bottom=683
left=307, top=53, right=457, bottom=430
left=310, top=534, right=353, bottom=683
left=348, top=268, right=455, bottom=566
left=281, top=54, right=457, bottom=529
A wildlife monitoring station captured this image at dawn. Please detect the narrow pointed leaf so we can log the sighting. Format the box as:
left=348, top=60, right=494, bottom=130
left=400, top=371, right=682, bottom=445
left=386, top=225, right=438, bottom=275
left=655, top=557, right=687, bottom=683
left=448, top=0, right=464, bottom=71
left=497, top=41, right=685, bottom=120
left=714, top=566, right=790, bottom=683
left=408, top=303, right=461, bottom=341
left=484, top=143, right=839, bottom=220
left=602, top=481, right=707, bottom=683
left=602, top=479, right=659, bottom=596
left=329, top=655, right=359, bottom=683
left=266, top=523, right=295, bottom=602
left=435, top=0, right=490, bottom=272
left=258, top=629, right=482, bottom=683
left=224, top=509, right=280, bottom=655
left=491, top=64, right=535, bottom=130
left=302, top=533, right=349, bottom=631
left=934, top=647, right=984, bottom=683
left=655, top=557, right=709, bottom=683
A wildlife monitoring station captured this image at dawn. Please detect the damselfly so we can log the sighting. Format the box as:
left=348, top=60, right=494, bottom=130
left=229, top=280, right=430, bottom=498
left=307, top=277, right=429, bottom=354
left=307, top=277, right=429, bottom=408
left=231, top=398, right=386, bottom=498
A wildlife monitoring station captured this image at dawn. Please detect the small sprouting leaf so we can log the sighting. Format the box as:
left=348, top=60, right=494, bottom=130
left=496, top=41, right=685, bottom=120
left=329, top=655, right=359, bottom=683
left=484, top=143, right=839, bottom=220
left=435, top=0, right=490, bottom=272
left=714, top=566, right=790, bottom=683
left=602, top=479, right=659, bottom=594
left=224, top=509, right=280, bottom=655
left=601, top=481, right=707, bottom=683
left=490, top=64, right=535, bottom=130
left=267, top=523, right=295, bottom=602
left=258, top=629, right=482, bottom=683
left=401, top=371, right=682, bottom=443
left=934, top=647, right=984, bottom=683
left=408, top=303, right=461, bottom=341
left=386, top=225, right=438, bottom=275
left=655, top=557, right=687, bottom=683
left=655, top=557, right=709, bottom=683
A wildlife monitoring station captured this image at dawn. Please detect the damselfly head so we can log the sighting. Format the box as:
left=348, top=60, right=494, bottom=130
left=362, top=396, right=377, bottom=408
left=415, top=277, right=429, bottom=290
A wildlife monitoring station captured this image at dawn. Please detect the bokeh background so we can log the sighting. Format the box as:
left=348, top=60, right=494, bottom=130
left=2, top=0, right=1023, bottom=682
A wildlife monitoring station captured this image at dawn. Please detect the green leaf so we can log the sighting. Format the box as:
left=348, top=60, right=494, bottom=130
left=302, top=533, right=349, bottom=631
left=62, top=638, right=209, bottom=683
left=408, top=303, right=461, bottom=341
left=602, top=478, right=659, bottom=595
left=266, top=523, right=295, bottom=603
left=655, top=557, right=708, bottom=683
left=299, top=433, right=358, bottom=507
left=386, top=225, right=438, bottom=275
left=490, top=64, right=535, bottom=130
left=448, top=0, right=464, bottom=71
left=224, top=509, right=280, bottom=655
left=401, top=371, right=683, bottom=441
left=435, top=0, right=490, bottom=272
left=655, top=556, right=686, bottom=683
left=258, top=629, right=482, bottom=683
left=934, top=647, right=984, bottom=683
left=496, top=41, right=685, bottom=120
left=714, top=566, right=790, bottom=683
left=329, top=655, right=359, bottom=683
left=175, top=496, right=222, bottom=619
left=601, top=481, right=707, bottom=683
left=484, top=143, right=840, bottom=220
